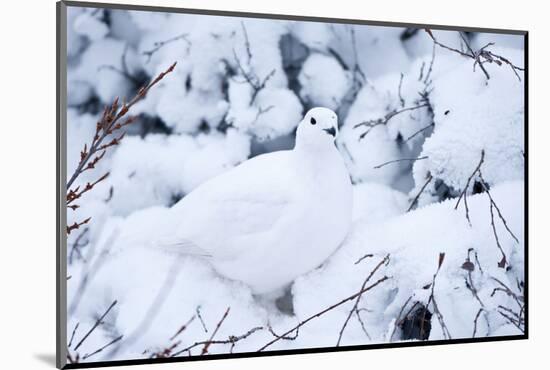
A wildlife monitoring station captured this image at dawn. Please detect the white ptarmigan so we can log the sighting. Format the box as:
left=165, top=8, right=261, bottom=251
left=161, top=107, right=352, bottom=294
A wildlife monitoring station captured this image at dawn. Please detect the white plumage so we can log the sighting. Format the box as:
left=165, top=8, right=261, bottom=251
left=156, top=107, right=353, bottom=294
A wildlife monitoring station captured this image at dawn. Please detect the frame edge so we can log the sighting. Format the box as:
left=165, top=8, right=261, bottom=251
left=57, top=1, right=68, bottom=369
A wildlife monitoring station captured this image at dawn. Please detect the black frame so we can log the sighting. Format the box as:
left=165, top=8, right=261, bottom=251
left=56, top=1, right=529, bottom=368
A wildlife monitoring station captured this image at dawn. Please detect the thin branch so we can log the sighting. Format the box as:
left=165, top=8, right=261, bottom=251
left=478, top=171, right=520, bottom=244
left=82, top=335, right=124, bottom=360
left=171, top=325, right=264, bottom=357
left=68, top=323, right=80, bottom=348
left=425, top=29, right=524, bottom=81
left=170, top=315, right=197, bottom=341
left=490, top=202, right=508, bottom=268
left=196, top=306, right=208, bottom=333
left=354, top=253, right=373, bottom=265
left=463, top=249, right=485, bottom=307
left=267, top=325, right=299, bottom=341
left=397, top=73, right=405, bottom=107
left=491, top=277, right=524, bottom=310
left=405, top=123, right=434, bottom=142
left=424, top=43, right=436, bottom=84
left=69, top=228, right=89, bottom=264
left=67, top=217, right=91, bottom=235
left=427, top=253, right=452, bottom=339
left=337, top=254, right=390, bottom=346
left=389, top=295, right=413, bottom=341
left=74, top=300, right=118, bottom=352
left=142, top=33, right=191, bottom=62
left=201, top=307, right=230, bottom=355
left=407, top=173, right=434, bottom=212
left=257, top=275, right=390, bottom=351
left=374, top=156, right=428, bottom=169
left=454, top=150, right=485, bottom=225
left=472, top=308, right=485, bottom=338
left=67, top=62, right=177, bottom=190
left=354, top=308, right=372, bottom=340
left=67, top=173, right=110, bottom=206
left=354, top=104, right=429, bottom=140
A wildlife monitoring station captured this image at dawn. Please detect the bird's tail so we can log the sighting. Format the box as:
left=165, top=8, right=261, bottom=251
left=155, top=237, right=212, bottom=258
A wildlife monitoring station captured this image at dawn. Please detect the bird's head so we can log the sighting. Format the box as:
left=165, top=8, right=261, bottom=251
left=296, top=107, right=339, bottom=150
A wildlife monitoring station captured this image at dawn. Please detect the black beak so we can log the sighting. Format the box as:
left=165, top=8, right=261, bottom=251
left=323, top=127, right=337, bottom=137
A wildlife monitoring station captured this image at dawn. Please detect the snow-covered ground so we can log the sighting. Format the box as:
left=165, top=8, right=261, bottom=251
left=65, top=6, right=525, bottom=363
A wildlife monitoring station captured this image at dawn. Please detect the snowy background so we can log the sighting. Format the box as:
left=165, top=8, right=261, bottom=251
left=65, top=6, right=525, bottom=364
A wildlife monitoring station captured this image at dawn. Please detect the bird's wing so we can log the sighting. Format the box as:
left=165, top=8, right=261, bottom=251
left=161, top=151, right=297, bottom=258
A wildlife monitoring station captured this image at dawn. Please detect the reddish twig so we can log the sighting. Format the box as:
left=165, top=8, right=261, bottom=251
left=170, top=315, right=197, bottom=341
left=201, top=307, right=230, bottom=355
left=67, top=61, right=177, bottom=190
left=66, top=217, right=91, bottom=235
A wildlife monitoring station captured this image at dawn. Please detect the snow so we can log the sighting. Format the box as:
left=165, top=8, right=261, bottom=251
left=411, top=47, right=524, bottom=205
left=65, top=4, right=525, bottom=363
left=298, top=53, right=351, bottom=110
left=73, top=9, right=109, bottom=41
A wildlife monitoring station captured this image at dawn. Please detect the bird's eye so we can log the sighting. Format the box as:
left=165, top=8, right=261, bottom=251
left=310, top=117, right=316, bottom=125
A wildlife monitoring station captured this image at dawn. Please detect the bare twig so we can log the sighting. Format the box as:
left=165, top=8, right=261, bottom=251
left=354, top=253, right=373, bottom=265
left=170, top=315, right=197, bottom=341
left=66, top=62, right=176, bottom=234
left=389, top=295, right=414, bottom=341
left=426, top=253, right=452, bottom=339
left=405, top=123, right=434, bottom=142
left=424, top=43, right=436, bottom=84
left=498, top=310, right=524, bottom=333
left=337, top=254, right=390, bottom=346
left=267, top=325, right=299, bottom=341
left=69, top=228, right=89, bottom=264
left=171, top=325, right=264, bottom=357
left=354, top=308, right=372, bottom=340
left=489, top=202, right=508, bottom=268
left=472, top=308, right=485, bottom=338
left=425, top=29, right=524, bottom=81
left=374, top=156, right=428, bottom=169
left=454, top=150, right=485, bottom=225
left=407, top=173, right=434, bottom=212
left=67, top=61, right=176, bottom=190
left=491, top=277, right=524, bottom=309
left=67, top=173, right=110, bottom=206
left=257, top=274, right=390, bottom=351
left=67, top=217, right=91, bottom=236
left=82, top=335, right=124, bottom=360
left=201, top=307, right=231, bottom=355
left=230, top=22, right=276, bottom=105
left=142, top=34, right=191, bottom=63
left=463, top=248, right=485, bottom=307
left=68, top=323, right=80, bottom=348
left=196, top=306, right=208, bottom=333
left=478, top=171, right=520, bottom=243
left=74, top=300, right=118, bottom=352
left=397, top=73, right=405, bottom=107
left=354, top=104, right=429, bottom=140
